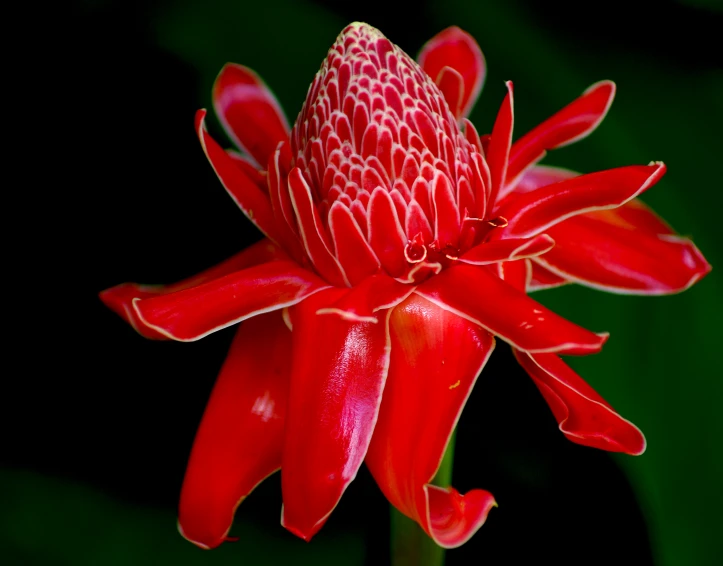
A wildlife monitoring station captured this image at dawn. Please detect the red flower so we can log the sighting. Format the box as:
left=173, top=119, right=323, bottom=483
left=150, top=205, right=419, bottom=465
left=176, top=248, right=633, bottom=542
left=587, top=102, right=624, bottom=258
left=100, top=23, right=710, bottom=549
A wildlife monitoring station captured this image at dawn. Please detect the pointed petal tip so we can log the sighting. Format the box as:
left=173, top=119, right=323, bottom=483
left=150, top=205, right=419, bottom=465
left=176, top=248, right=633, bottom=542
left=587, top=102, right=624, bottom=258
left=280, top=506, right=324, bottom=543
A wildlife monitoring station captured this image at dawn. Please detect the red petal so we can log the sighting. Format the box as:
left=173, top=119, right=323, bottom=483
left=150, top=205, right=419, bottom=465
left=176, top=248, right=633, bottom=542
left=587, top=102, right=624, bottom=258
left=584, top=197, right=674, bottom=235
left=226, top=150, right=267, bottom=188
left=459, top=234, right=555, bottom=266
left=498, top=162, right=666, bottom=238
left=486, top=82, right=514, bottom=208
left=505, top=81, right=616, bottom=193
left=417, top=26, right=486, bottom=119
left=511, top=164, right=577, bottom=195
left=212, top=63, right=290, bottom=166
left=415, top=264, right=606, bottom=354
left=132, top=260, right=329, bottom=341
left=432, top=171, right=461, bottom=248
left=328, top=201, right=381, bottom=286
left=196, top=110, right=281, bottom=241
left=528, top=262, right=570, bottom=292
left=178, top=313, right=291, bottom=549
left=287, top=167, right=349, bottom=287
left=99, top=240, right=287, bottom=339
left=535, top=212, right=711, bottom=294
left=366, top=295, right=496, bottom=548
left=316, top=273, right=414, bottom=322
left=497, top=258, right=531, bottom=292
left=281, top=289, right=392, bottom=541
left=514, top=350, right=646, bottom=455
left=367, top=187, right=409, bottom=277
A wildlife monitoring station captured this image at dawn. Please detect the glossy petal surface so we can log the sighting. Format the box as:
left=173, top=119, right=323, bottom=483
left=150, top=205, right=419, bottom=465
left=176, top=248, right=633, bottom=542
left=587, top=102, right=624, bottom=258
left=99, top=240, right=287, bottom=339
left=281, top=289, right=392, bottom=541
left=514, top=350, right=646, bottom=454
left=213, top=63, right=290, bottom=166
left=133, top=261, right=329, bottom=341
left=417, top=26, right=486, bottom=119
left=366, top=295, right=496, bottom=548
left=535, top=211, right=711, bottom=294
left=416, top=264, right=606, bottom=354
left=178, top=313, right=291, bottom=549
left=498, top=163, right=666, bottom=238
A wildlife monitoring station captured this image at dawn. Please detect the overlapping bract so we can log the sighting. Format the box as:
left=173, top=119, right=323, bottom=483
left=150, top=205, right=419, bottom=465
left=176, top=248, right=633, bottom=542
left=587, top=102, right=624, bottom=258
left=100, top=22, right=710, bottom=550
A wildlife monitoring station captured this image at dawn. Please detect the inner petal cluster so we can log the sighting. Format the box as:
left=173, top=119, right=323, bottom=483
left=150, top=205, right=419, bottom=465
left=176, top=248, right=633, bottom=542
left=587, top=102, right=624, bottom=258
left=290, top=23, right=489, bottom=278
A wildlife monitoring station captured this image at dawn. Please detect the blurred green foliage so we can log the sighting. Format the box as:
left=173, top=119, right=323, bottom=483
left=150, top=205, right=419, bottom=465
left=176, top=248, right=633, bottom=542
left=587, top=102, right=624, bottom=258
left=0, top=469, right=364, bottom=564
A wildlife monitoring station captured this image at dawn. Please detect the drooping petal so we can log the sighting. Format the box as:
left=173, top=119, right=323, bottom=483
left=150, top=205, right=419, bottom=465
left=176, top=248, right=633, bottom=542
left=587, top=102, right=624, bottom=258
left=417, top=26, right=486, bottom=119
left=99, top=240, right=288, bottom=339
left=281, top=289, right=392, bottom=541
left=415, top=263, right=607, bottom=354
left=533, top=213, right=711, bottom=294
left=132, top=261, right=329, bottom=341
left=212, top=63, right=290, bottom=166
left=486, top=81, right=514, bottom=208
left=514, top=350, right=646, bottom=455
left=366, top=295, right=497, bottom=548
left=504, top=81, right=616, bottom=193
left=196, top=110, right=281, bottom=242
left=178, top=313, right=291, bottom=549
left=459, top=234, right=555, bottom=266
left=498, top=162, right=666, bottom=238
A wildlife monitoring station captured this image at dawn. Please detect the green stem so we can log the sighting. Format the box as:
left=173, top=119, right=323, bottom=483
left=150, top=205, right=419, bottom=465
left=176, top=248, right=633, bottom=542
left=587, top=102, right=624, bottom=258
left=390, top=432, right=455, bottom=566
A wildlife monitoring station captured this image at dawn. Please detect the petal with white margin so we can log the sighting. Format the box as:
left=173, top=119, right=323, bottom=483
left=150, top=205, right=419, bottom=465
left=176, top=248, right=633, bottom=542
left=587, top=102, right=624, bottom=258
left=514, top=350, right=646, bottom=455
left=281, top=288, right=392, bottom=541
left=178, top=312, right=291, bottom=549
left=366, top=294, right=497, bottom=548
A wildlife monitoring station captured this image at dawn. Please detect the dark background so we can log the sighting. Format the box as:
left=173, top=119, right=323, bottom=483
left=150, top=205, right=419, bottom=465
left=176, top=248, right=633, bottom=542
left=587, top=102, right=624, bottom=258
left=6, top=0, right=722, bottom=564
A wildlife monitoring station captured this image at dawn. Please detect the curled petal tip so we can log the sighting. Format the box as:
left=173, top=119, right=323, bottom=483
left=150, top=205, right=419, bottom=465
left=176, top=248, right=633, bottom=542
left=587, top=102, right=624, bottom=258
left=425, top=486, right=498, bottom=548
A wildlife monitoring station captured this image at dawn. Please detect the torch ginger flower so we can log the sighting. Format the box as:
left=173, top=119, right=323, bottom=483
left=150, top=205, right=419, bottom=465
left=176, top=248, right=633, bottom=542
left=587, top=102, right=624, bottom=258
left=100, top=22, right=710, bottom=550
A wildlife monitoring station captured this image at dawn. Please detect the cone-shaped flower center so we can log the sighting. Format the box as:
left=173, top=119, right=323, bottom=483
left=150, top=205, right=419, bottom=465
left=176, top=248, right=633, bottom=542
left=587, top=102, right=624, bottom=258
left=289, top=23, right=490, bottom=282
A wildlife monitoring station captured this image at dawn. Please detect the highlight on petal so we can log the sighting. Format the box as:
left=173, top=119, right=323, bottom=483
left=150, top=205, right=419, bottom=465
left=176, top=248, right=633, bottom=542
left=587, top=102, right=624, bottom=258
left=178, top=312, right=291, bottom=549
left=366, top=295, right=496, bottom=548
left=533, top=211, right=711, bottom=294
left=505, top=81, right=616, bottom=193
left=281, top=289, right=392, bottom=541
left=514, top=350, right=646, bottom=455
left=213, top=63, right=290, bottom=166
left=416, top=263, right=607, bottom=354
left=417, top=26, right=486, bottom=119
left=196, top=110, right=281, bottom=242
left=498, top=162, right=667, bottom=239
left=132, top=260, right=330, bottom=341
left=99, top=240, right=288, bottom=339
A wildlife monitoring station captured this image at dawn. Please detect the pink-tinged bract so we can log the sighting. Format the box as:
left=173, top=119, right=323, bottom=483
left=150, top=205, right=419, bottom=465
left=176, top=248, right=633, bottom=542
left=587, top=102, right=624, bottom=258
left=100, top=22, right=711, bottom=550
